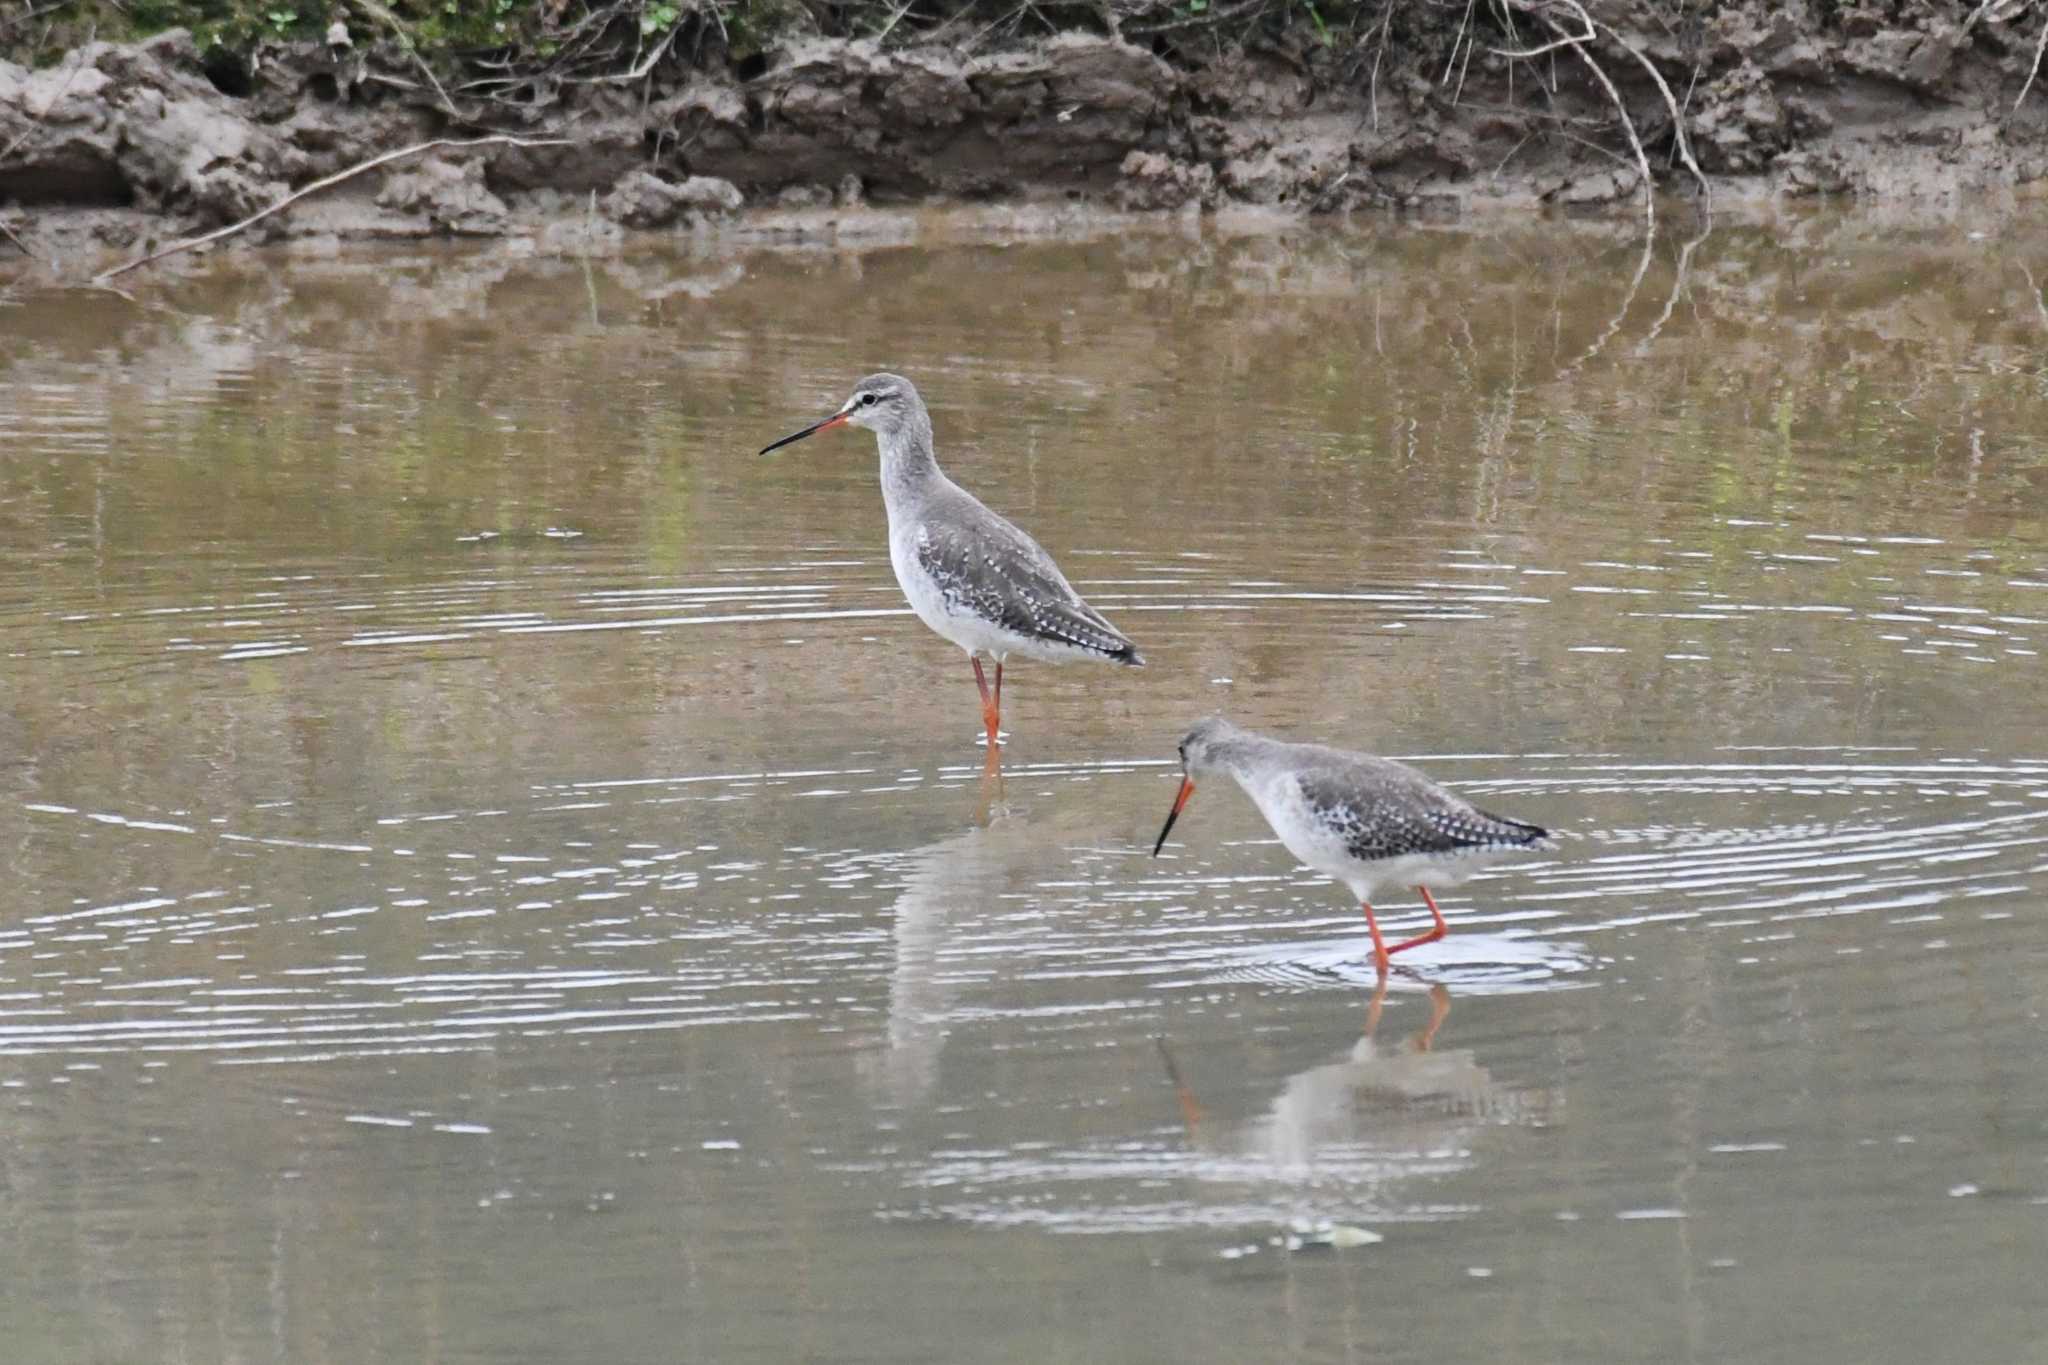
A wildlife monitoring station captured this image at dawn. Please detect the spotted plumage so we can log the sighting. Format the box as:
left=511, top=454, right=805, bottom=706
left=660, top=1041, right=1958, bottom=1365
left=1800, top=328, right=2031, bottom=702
left=759, top=372, right=1141, bottom=745
left=908, top=494, right=1140, bottom=664
left=1152, top=716, right=1554, bottom=972
left=1295, top=764, right=1549, bottom=867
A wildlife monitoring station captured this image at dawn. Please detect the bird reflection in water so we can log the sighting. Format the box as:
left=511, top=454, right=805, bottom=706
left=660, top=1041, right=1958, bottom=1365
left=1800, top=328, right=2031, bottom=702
left=1155, top=976, right=1551, bottom=1185
left=856, top=792, right=1099, bottom=1110
left=973, top=741, right=1005, bottom=825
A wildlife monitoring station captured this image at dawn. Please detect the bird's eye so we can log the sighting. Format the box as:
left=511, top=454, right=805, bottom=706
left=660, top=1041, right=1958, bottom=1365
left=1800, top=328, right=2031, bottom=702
left=859, top=393, right=879, bottom=407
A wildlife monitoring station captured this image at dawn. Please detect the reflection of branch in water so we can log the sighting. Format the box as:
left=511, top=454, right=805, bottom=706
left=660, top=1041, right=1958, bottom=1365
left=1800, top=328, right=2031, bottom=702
left=1635, top=215, right=1714, bottom=356
left=1560, top=222, right=1655, bottom=378
left=2019, top=263, right=2048, bottom=334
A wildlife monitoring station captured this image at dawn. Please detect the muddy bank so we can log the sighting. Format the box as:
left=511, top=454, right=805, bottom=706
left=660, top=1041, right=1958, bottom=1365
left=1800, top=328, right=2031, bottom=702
left=5, top=1, right=2048, bottom=267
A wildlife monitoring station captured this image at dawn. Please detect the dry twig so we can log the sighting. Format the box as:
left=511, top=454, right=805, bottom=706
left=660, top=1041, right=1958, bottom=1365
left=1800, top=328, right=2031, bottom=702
left=348, top=0, right=461, bottom=118
left=1535, top=8, right=1654, bottom=230
left=93, top=135, right=569, bottom=283
left=1441, top=0, right=1477, bottom=86
left=0, top=215, right=36, bottom=259
left=1368, top=1, right=1393, bottom=131
left=1491, top=6, right=1592, bottom=60
left=1498, top=0, right=1706, bottom=227
left=2016, top=5, right=2048, bottom=113
left=2019, top=262, right=2048, bottom=333
left=576, top=19, right=679, bottom=82
left=1586, top=10, right=1711, bottom=211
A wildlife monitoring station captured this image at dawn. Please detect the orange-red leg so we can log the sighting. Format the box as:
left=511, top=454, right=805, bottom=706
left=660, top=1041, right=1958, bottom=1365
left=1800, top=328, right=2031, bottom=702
left=970, top=658, right=1001, bottom=744
left=1359, top=900, right=1392, bottom=978
left=1385, top=886, right=1449, bottom=958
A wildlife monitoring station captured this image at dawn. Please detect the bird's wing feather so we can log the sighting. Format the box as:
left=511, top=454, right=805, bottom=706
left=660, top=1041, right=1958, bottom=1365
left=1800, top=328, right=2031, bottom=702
left=914, top=499, right=1135, bottom=658
left=1295, top=756, right=1548, bottom=863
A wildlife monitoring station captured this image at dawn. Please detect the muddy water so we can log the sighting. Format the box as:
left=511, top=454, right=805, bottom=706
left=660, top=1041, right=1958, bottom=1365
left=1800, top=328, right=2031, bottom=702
left=3, top=211, right=2048, bottom=1362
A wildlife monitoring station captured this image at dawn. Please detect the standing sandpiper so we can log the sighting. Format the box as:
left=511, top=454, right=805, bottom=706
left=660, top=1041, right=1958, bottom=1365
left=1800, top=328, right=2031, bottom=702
left=760, top=373, right=1142, bottom=746
left=1151, top=716, right=1552, bottom=974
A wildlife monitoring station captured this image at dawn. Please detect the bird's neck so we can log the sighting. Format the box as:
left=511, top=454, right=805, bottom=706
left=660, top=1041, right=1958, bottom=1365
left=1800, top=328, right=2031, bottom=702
left=878, top=419, right=942, bottom=509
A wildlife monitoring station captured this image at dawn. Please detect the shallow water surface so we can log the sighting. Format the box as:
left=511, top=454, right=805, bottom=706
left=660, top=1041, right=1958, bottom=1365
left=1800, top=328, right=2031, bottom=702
left=4, top=212, right=2048, bottom=1362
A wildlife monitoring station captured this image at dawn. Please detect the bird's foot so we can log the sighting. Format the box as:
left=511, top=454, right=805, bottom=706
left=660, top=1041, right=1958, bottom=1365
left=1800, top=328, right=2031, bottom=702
left=1385, top=923, right=1447, bottom=957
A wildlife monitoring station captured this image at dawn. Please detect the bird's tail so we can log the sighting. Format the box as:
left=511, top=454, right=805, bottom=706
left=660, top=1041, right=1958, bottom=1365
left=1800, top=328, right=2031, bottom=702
left=1475, top=809, right=1554, bottom=850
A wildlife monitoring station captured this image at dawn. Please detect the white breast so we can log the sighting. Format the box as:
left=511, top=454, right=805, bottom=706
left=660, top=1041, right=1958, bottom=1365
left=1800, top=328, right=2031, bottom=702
left=1241, top=770, right=1359, bottom=884
left=889, top=523, right=959, bottom=642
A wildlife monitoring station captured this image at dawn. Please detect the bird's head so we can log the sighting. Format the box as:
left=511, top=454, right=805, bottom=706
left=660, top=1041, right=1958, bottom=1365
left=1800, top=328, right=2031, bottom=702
left=1152, top=715, right=1244, bottom=856
left=759, top=373, right=925, bottom=454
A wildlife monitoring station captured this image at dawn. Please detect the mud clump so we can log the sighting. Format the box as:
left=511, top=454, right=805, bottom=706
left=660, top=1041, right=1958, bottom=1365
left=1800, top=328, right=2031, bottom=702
left=1114, top=152, right=1215, bottom=211
left=375, top=154, right=511, bottom=236
left=601, top=170, right=745, bottom=229
left=0, top=31, right=291, bottom=222
left=1692, top=63, right=1790, bottom=174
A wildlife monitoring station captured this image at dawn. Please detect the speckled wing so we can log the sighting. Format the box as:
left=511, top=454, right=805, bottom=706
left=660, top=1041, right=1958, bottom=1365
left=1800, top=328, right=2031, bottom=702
left=1295, top=759, right=1550, bottom=864
left=913, top=505, right=1140, bottom=662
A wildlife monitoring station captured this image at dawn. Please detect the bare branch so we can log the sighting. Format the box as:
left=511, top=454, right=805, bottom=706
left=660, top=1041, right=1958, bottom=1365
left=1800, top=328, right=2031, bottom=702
left=2016, top=6, right=2048, bottom=114
left=348, top=0, right=461, bottom=119
left=1500, top=0, right=1661, bottom=228
left=1554, top=19, right=1653, bottom=229
left=574, top=16, right=681, bottom=83
left=0, top=215, right=37, bottom=259
left=93, top=135, right=570, bottom=283
left=1441, top=0, right=1477, bottom=86
left=1491, top=6, right=1593, bottom=61
left=1590, top=15, right=1711, bottom=211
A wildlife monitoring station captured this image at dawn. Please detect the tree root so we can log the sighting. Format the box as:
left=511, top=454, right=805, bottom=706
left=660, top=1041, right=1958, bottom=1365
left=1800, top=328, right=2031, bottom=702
left=1496, top=0, right=1714, bottom=228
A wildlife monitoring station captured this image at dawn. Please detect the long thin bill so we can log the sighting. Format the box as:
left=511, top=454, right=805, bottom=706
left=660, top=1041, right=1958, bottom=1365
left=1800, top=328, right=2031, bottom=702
left=1151, top=775, right=1196, bottom=856
left=758, top=410, right=849, bottom=455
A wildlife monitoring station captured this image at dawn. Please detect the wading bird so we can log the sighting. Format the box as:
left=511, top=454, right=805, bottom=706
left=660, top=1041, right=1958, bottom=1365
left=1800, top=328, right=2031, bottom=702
left=1151, top=716, right=1552, bottom=974
left=760, top=374, right=1142, bottom=746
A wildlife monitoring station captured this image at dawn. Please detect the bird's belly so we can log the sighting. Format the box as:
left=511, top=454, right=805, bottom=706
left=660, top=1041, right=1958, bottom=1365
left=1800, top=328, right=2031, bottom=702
left=1364, top=849, right=1503, bottom=892
left=1252, top=778, right=1506, bottom=898
left=887, top=525, right=1101, bottom=663
left=890, top=529, right=1004, bottom=655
